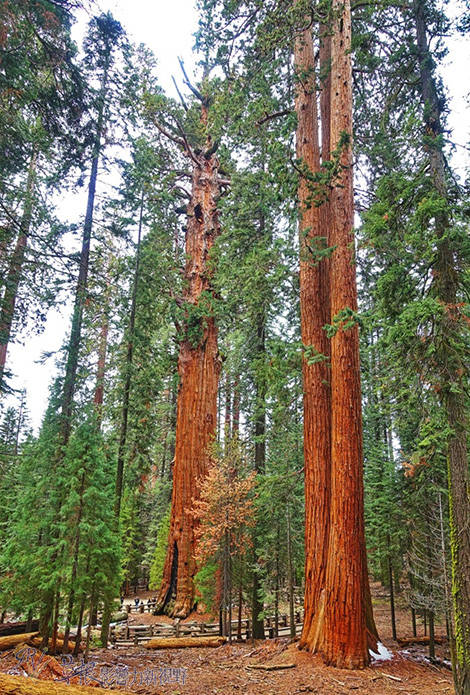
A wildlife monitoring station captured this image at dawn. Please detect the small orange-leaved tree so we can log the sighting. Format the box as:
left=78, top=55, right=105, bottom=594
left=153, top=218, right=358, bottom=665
left=191, top=436, right=256, bottom=639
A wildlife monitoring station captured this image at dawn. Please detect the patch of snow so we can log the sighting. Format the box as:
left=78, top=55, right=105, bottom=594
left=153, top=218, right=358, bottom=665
left=369, top=642, right=393, bottom=662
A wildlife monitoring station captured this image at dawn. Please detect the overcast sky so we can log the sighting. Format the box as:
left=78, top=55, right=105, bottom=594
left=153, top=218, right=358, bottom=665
left=4, top=0, right=469, bottom=432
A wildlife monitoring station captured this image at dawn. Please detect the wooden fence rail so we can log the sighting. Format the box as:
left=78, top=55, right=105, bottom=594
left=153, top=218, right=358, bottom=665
left=110, top=611, right=304, bottom=647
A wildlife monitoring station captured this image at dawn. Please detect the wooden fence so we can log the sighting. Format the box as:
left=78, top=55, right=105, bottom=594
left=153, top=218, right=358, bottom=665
left=110, top=611, right=304, bottom=647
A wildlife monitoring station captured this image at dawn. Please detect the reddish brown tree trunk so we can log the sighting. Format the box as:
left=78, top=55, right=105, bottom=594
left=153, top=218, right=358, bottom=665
left=320, top=0, right=376, bottom=668
left=294, top=20, right=332, bottom=652
left=296, top=4, right=377, bottom=667
left=156, top=118, right=222, bottom=617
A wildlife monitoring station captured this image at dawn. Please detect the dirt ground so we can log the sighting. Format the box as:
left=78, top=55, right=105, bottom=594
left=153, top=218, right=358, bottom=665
left=0, top=583, right=454, bottom=694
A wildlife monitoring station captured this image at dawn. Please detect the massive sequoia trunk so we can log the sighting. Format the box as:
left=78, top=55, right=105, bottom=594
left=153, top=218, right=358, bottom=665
left=295, top=22, right=332, bottom=652
left=414, top=1, right=470, bottom=691
left=321, top=0, right=376, bottom=667
left=156, top=123, right=222, bottom=617
left=296, top=1, right=378, bottom=668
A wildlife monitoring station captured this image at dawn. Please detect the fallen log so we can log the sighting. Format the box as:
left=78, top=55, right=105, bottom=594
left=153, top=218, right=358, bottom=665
left=0, top=632, right=39, bottom=651
left=397, top=636, right=445, bottom=647
left=0, top=621, right=40, bottom=637
left=0, top=673, right=136, bottom=694
left=144, top=635, right=226, bottom=649
left=246, top=663, right=296, bottom=671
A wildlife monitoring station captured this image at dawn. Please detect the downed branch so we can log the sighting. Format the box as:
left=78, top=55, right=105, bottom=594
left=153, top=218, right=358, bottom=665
left=144, top=636, right=226, bottom=649
left=0, top=673, right=136, bottom=695
left=246, top=663, right=296, bottom=671
left=380, top=673, right=402, bottom=682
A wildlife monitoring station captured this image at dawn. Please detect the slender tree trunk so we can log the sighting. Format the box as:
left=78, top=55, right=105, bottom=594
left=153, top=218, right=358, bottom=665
left=228, top=531, right=232, bottom=644
left=251, top=311, right=266, bottom=640
left=93, top=262, right=111, bottom=429
left=156, top=119, right=222, bottom=618
left=287, top=503, right=296, bottom=639
left=387, top=541, right=397, bottom=641
left=408, top=569, right=418, bottom=637
left=275, top=525, right=280, bottom=638
left=73, top=597, right=86, bottom=657
left=62, top=472, right=86, bottom=653
left=414, top=2, right=470, bottom=690
left=428, top=609, right=436, bottom=660
left=237, top=577, right=243, bottom=640
left=50, top=590, right=60, bottom=654
left=224, top=371, right=231, bottom=450
left=115, top=193, right=144, bottom=518
left=0, top=149, right=37, bottom=391
left=25, top=609, right=33, bottom=633
left=84, top=598, right=94, bottom=662
left=438, top=492, right=454, bottom=647
left=60, top=132, right=103, bottom=446
left=232, top=373, right=240, bottom=437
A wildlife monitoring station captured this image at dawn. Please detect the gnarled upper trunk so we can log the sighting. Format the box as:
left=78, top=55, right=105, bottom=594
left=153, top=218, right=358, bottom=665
left=156, top=138, right=222, bottom=617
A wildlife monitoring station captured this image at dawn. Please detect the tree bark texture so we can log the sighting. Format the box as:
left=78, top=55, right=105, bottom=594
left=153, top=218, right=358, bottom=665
left=295, top=2, right=378, bottom=668
left=295, top=19, right=332, bottom=654
left=156, top=122, right=222, bottom=618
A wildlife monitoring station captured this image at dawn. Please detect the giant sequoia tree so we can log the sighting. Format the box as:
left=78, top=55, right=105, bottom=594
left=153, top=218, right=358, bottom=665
left=294, top=0, right=377, bottom=667
left=152, top=77, right=227, bottom=617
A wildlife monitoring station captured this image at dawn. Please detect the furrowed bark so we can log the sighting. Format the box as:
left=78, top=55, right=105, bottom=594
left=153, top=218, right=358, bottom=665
left=156, top=111, right=222, bottom=617
left=294, top=17, right=332, bottom=653
left=320, top=0, right=377, bottom=668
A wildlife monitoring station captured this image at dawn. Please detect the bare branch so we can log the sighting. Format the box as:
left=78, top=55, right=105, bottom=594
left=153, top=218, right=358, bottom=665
left=172, top=76, right=189, bottom=112
left=149, top=116, right=186, bottom=147
left=174, top=117, right=200, bottom=167
left=256, top=109, right=292, bottom=126
left=178, top=57, right=206, bottom=103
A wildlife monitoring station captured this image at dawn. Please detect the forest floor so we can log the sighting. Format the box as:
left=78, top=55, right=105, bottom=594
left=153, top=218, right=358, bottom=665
left=0, top=583, right=453, bottom=694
